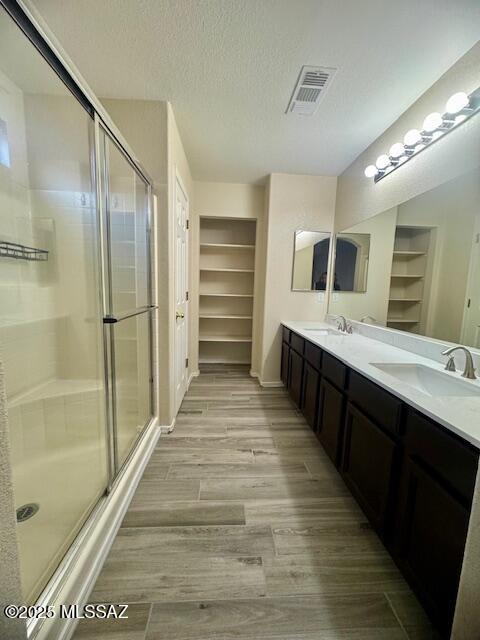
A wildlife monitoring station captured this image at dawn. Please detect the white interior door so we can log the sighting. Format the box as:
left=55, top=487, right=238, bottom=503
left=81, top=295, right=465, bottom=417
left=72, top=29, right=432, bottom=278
left=174, top=176, right=189, bottom=412
left=461, top=221, right=480, bottom=347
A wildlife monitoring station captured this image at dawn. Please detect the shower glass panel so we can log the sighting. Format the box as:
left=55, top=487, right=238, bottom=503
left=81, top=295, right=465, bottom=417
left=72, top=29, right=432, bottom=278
left=101, top=131, right=153, bottom=470
left=0, top=9, right=107, bottom=602
left=107, top=140, right=149, bottom=313
left=113, top=314, right=151, bottom=466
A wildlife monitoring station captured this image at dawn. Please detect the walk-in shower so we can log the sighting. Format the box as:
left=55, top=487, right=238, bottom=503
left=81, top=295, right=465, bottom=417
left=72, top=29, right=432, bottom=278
left=0, top=1, right=154, bottom=608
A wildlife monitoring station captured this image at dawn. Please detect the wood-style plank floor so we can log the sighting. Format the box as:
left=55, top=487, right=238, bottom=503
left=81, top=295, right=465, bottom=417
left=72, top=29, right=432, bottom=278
left=73, top=364, right=439, bottom=640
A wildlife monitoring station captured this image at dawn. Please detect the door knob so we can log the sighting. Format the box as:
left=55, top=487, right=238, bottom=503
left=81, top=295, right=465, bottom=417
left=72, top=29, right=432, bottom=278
left=176, top=311, right=185, bottom=320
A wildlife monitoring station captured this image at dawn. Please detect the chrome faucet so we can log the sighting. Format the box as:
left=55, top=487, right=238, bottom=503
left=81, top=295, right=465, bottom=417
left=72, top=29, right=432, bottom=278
left=441, top=346, right=477, bottom=380
left=360, top=315, right=377, bottom=324
left=334, top=315, right=353, bottom=334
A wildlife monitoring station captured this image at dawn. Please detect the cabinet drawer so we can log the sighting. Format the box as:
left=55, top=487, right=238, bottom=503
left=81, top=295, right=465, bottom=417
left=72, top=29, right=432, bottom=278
left=322, top=352, right=347, bottom=389
left=290, top=332, right=305, bottom=355
left=305, top=341, right=322, bottom=370
left=349, top=371, right=402, bottom=436
left=282, top=326, right=291, bottom=344
left=405, top=410, right=479, bottom=504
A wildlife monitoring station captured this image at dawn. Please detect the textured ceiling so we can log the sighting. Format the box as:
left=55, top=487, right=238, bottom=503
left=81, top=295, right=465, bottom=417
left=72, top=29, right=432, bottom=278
left=31, top=0, right=480, bottom=183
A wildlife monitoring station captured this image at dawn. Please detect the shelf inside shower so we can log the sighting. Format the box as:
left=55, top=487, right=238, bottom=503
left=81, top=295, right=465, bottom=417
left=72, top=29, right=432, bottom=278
left=0, top=240, right=49, bottom=261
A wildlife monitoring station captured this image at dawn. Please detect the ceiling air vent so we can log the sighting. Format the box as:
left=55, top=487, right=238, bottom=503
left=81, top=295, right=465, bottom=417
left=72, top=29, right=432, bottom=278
left=286, top=65, right=337, bottom=116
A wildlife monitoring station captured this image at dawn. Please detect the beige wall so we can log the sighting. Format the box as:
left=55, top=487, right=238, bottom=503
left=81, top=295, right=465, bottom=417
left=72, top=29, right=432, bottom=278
left=260, top=173, right=337, bottom=383
left=191, top=181, right=266, bottom=374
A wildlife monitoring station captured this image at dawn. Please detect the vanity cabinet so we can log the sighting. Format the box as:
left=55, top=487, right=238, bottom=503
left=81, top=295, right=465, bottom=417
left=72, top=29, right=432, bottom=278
left=281, top=341, right=289, bottom=388
left=317, top=379, right=345, bottom=465
left=394, top=409, right=479, bottom=632
left=302, top=363, right=320, bottom=429
left=316, top=352, right=348, bottom=465
left=342, top=402, right=399, bottom=536
left=280, top=324, right=479, bottom=638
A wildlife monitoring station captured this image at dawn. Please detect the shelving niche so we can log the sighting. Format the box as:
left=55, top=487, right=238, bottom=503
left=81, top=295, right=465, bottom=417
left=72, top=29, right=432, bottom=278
left=199, top=218, right=256, bottom=364
left=387, top=226, right=434, bottom=333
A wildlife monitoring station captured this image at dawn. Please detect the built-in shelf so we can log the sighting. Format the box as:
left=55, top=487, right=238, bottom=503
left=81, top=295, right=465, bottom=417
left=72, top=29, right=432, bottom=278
left=387, top=225, right=433, bottom=335
left=200, top=242, right=255, bottom=250
left=200, top=267, right=254, bottom=273
left=199, top=292, right=254, bottom=297
left=199, top=217, right=256, bottom=364
left=199, top=335, right=253, bottom=342
left=199, top=314, right=253, bottom=319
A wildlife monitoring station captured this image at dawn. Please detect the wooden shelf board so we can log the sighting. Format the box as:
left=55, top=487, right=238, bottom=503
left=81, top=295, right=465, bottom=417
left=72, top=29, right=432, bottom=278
left=390, top=274, right=424, bottom=278
left=200, top=243, right=255, bottom=250
left=389, top=298, right=422, bottom=302
left=199, top=335, right=253, bottom=342
left=199, top=358, right=251, bottom=365
left=200, top=267, right=254, bottom=273
left=199, top=292, right=254, bottom=298
left=393, top=251, right=426, bottom=256
left=387, top=318, right=420, bottom=324
left=200, top=314, right=253, bottom=319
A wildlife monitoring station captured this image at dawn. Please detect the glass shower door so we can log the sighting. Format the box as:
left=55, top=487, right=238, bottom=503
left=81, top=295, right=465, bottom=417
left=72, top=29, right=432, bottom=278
left=99, top=126, right=153, bottom=472
left=0, top=8, right=108, bottom=603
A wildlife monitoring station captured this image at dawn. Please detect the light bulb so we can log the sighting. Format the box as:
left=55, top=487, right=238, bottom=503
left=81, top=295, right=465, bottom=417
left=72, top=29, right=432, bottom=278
left=404, top=129, right=422, bottom=146
left=431, top=130, right=444, bottom=141
left=376, top=154, right=391, bottom=170
left=384, top=165, right=394, bottom=174
left=389, top=142, right=405, bottom=158
left=446, top=91, right=469, bottom=114
left=397, top=155, right=408, bottom=164
left=414, top=143, right=425, bottom=153
left=364, top=165, right=379, bottom=178
left=454, top=114, right=467, bottom=125
left=423, top=112, right=443, bottom=133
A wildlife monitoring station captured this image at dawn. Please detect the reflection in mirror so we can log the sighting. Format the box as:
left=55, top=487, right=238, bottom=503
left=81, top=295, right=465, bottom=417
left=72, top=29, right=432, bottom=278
left=292, top=230, right=331, bottom=291
left=334, top=233, right=371, bottom=292
left=329, top=166, right=480, bottom=349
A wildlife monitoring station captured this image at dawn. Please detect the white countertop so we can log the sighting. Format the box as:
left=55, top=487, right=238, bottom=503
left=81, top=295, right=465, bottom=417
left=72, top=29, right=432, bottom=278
left=282, top=320, right=480, bottom=449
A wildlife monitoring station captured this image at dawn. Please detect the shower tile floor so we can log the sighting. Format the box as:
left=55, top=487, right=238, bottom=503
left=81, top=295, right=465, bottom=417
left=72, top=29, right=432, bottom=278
left=72, top=364, right=439, bottom=639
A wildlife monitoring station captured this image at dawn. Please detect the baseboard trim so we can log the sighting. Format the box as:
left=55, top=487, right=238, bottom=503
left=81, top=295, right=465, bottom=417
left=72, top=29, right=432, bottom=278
left=31, top=419, right=160, bottom=640
left=259, top=380, right=284, bottom=388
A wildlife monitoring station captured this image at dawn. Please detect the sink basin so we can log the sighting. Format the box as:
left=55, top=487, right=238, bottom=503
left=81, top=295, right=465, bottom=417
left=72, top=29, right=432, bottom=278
left=302, top=328, right=342, bottom=336
left=371, top=362, right=480, bottom=398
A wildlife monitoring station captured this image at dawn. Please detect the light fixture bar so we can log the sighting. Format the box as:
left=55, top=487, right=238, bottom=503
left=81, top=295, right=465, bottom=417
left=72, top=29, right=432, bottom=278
left=364, top=88, right=480, bottom=183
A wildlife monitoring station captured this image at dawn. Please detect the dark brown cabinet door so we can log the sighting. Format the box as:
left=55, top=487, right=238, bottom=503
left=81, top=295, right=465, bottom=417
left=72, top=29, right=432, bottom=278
left=302, top=363, right=319, bottom=429
left=341, top=403, right=397, bottom=535
left=281, top=341, right=289, bottom=388
left=317, top=378, right=345, bottom=465
left=396, top=459, right=470, bottom=636
left=288, top=348, right=304, bottom=408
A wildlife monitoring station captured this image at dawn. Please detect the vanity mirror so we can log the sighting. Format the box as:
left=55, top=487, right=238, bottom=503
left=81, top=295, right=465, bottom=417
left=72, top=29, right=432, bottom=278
left=333, top=232, right=370, bottom=292
left=292, top=230, right=331, bottom=291
left=329, top=166, right=480, bottom=348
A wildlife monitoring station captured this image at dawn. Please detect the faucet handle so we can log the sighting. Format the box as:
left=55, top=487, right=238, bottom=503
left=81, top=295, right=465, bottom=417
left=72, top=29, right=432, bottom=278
left=444, top=355, right=456, bottom=372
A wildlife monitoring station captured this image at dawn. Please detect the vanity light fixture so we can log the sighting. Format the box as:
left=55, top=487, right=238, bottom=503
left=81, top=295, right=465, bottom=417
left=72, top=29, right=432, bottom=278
left=364, top=87, right=480, bottom=181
